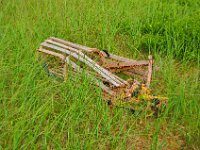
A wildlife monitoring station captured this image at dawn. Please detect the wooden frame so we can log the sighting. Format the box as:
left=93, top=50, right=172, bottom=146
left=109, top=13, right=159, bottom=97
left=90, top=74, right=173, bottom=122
left=37, top=37, right=154, bottom=100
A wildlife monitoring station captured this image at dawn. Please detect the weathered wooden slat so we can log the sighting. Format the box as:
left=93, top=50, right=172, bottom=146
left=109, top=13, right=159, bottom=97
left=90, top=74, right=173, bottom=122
left=37, top=48, right=65, bottom=61
left=103, top=61, right=148, bottom=69
left=50, top=37, right=93, bottom=52
left=45, top=39, right=128, bottom=86
left=63, top=57, right=68, bottom=81
left=65, top=57, right=116, bottom=96
left=146, top=55, right=153, bottom=88
left=103, top=61, right=149, bottom=73
left=41, top=42, right=124, bottom=87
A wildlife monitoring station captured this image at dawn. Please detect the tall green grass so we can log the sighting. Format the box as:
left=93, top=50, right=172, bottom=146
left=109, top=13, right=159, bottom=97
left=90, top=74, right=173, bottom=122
left=0, top=0, right=199, bottom=149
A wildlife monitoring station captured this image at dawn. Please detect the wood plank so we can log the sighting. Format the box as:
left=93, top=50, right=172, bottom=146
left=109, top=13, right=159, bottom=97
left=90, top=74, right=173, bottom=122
left=63, top=57, right=68, bottom=81
left=103, top=61, right=148, bottom=69
left=146, top=55, right=153, bottom=88
left=37, top=48, right=65, bottom=61
left=50, top=37, right=93, bottom=52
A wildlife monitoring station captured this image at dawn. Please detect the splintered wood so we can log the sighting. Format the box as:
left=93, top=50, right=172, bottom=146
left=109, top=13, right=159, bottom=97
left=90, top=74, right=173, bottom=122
left=37, top=37, right=154, bottom=100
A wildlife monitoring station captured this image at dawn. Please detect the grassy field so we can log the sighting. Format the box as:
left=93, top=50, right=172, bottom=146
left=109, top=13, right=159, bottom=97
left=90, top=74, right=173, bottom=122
left=0, top=0, right=199, bottom=149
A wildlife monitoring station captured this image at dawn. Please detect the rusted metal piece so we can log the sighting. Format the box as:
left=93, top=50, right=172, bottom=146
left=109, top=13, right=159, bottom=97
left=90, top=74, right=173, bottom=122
left=103, top=61, right=149, bottom=72
left=37, top=37, right=167, bottom=114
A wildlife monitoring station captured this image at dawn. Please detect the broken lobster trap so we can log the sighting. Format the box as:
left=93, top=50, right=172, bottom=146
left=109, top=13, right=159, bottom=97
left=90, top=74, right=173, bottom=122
left=37, top=37, right=168, bottom=113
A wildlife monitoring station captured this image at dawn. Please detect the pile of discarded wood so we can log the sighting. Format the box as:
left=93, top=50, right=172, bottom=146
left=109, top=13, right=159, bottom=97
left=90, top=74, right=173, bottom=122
left=37, top=37, right=168, bottom=114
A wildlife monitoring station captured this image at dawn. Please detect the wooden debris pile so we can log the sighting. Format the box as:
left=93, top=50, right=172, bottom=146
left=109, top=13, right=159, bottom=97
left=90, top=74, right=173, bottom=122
left=37, top=37, right=168, bottom=114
